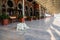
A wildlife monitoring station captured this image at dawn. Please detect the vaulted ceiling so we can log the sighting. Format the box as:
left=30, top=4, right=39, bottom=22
left=0, top=0, right=60, bottom=14
left=35, top=0, right=60, bottom=14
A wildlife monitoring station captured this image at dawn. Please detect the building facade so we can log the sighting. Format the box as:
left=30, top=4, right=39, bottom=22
left=1, top=0, right=46, bottom=19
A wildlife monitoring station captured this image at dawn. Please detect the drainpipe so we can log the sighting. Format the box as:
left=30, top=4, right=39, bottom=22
left=23, top=0, right=25, bottom=22
left=23, top=0, right=24, bottom=16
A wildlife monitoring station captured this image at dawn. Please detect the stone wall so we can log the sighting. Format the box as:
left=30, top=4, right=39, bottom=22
left=1, top=0, right=46, bottom=18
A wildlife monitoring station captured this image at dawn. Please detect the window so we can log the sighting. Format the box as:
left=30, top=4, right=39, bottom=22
left=7, top=0, right=13, bottom=7
left=2, top=4, right=5, bottom=7
left=2, top=8, right=6, bottom=14
left=25, top=6, right=28, bottom=10
left=18, top=4, right=22, bottom=9
left=25, top=6, right=28, bottom=16
left=30, top=8, right=33, bottom=16
left=27, top=0, right=33, bottom=2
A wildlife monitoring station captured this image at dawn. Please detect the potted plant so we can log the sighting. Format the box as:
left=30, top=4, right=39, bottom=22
left=36, top=16, right=40, bottom=20
left=27, top=16, right=32, bottom=21
left=41, top=16, right=44, bottom=19
left=0, top=15, right=2, bottom=24
left=1, top=14, right=10, bottom=25
left=18, top=15, right=24, bottom=22
left=33, top=16, right=37, bottom=20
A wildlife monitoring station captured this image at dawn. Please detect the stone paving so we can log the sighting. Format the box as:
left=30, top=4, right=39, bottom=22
left=0, top=16, right=60, bottom=40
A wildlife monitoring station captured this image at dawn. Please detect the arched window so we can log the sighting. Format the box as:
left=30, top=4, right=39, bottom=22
left=7, top=8, right=14, bottom=16
left=25, top=6, right=28, bottom=10
left=2, top=4, right=5, bottom=7
left=27, top=0, right=33, bottom=2
left=2, top=8, right=6, bottom=14
left=17, top=3, right=22, bottom=15
left=30, top=8, right=33, bottom=16
left=18, top=4, right=22, bottom=9
left=32, top=1, right=36, bottom=4
left=25, top=6, right=29, bottom=16
left=7, top=0, right=13, bottom=7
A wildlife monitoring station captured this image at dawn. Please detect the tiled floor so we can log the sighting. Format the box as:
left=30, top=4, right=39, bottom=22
left=0, top=16, right=60, bottom=40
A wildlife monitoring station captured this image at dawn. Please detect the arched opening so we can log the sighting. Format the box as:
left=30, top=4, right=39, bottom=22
left=18, top=4, right=22, bottom=9
left=25, top=6, right=29, bottom=16
left=2, top=8, right=6, bottom=14
left=25, top=6, right=28, bottom=10
left=2, top=4, right=6, bottom=14
left=30, top=7, right=33, bottom=16
left=32, top=1, right=36, bottom=5
left=7, top=8, right=14, bottom=16
left=32, top=1, right=37, bottom=16
left=18, top=3, right=22, bottom=15
left=7, top=0, right=13, bottom=7
left=2, top=4, right=5, bottom=7
left=27, top=0, right=33, bottom=2
left=7, top=0, right=14, bottom=16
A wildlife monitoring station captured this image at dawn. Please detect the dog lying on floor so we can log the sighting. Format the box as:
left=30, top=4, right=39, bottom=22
left=17, top=23, right=29, bottom=31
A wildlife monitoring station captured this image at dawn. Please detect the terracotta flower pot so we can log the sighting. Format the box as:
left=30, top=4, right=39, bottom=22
left=19, top=18, right=24, bottom=22
left=3, top=19, right=9, bottom=25
left=29, top=18, right=32, bottom=21
left=33, top=16, right=37, bottom=20
left=33, top=17, right=37, bottom=20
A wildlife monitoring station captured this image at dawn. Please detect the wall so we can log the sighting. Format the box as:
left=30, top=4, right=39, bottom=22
left=1, top=0, right=46, bottom=18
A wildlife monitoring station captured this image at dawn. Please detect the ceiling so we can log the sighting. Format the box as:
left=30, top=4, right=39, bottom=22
left=35, top=0, right=60, bottom=14
left=0, top=0, right=60, bottom=14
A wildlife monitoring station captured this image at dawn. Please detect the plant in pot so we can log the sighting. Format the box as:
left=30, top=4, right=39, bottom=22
left=0, top=15, right=2, bottom=24
left=18, top=15, right=24, bottom=22
left=27, top=16, right=32, bottom=21
left=33, top=16, right=37, bottom=20
left=1, top=14, right=10, bottom=25
left=41, top=16, right=44, bottom=19
left=36, top=16, right=40, bottom=20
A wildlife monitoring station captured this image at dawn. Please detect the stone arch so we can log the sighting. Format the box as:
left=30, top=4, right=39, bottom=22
left=6, top=0, right=16, bottom=16
left=2, top=0, right=6, bottom=14
left=7, top=0, right=15, bottom=8
left=17, top=1, right=22, bottom=10
left=29, top=7, right=33, bottom=16
left=17, top=1, right=23, bottom=15
left=27, top=0, right=33, bottom=2
left=25, top=5, right=29, bottom=16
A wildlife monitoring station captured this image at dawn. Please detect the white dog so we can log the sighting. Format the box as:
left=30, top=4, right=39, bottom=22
left=17, top=23, right=29, bottom=31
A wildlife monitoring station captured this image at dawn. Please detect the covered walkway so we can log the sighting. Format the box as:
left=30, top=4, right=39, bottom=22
left=0, top=15, right=60, bottom=40
left=0, top=0, right=60, bottom=40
